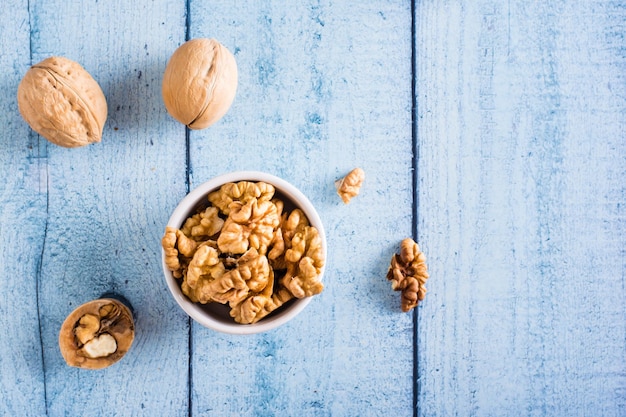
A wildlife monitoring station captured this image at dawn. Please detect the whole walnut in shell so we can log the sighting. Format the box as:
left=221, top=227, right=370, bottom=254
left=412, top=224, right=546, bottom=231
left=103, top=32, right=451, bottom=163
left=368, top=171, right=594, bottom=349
left=162, top=38, right=238, bottom=129
left=17, top=56, right=108, bottom=148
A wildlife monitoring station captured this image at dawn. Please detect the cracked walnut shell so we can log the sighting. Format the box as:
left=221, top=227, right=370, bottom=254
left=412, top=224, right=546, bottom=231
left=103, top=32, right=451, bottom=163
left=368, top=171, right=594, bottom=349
left=17, top=56, right=108, bottom=148
left=387, top=238, right=430, bottom=312
left=59, top=298, right=134, bottom=369
left=162, top=38, right=238, bottom=129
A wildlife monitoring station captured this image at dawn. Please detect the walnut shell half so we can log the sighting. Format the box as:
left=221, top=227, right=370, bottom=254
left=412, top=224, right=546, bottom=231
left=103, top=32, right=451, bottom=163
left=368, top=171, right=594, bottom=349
left=17, top=56, right=108, bottom=148
left=59, top=298, right=134, bottom=370
left=162, top=38, right=238, bottom=130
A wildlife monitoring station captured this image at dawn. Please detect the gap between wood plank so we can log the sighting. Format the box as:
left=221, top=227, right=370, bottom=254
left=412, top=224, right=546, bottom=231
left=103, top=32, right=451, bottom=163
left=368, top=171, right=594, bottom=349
left=411, top=1, right=420, bottom=416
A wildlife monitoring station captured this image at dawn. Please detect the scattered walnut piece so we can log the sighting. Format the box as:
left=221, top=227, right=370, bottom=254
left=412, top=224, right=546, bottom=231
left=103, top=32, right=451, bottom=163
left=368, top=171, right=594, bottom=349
left=162, top=180, right=325, bottom=325
left=335, top=167, right=365, bottom=204
left=387, top=238, right=429, bottom=312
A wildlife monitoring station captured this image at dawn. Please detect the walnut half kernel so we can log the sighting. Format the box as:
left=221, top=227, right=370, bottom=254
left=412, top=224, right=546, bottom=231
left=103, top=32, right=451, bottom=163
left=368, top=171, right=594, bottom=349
left=59, top=298, right=134, bottom=369
left=335, top=168, right=365, bottom=204
left=386, top=238, right=430, bottom=312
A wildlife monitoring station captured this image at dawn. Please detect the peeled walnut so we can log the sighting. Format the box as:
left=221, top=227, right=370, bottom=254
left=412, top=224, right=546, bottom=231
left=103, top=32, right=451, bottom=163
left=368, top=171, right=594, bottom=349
left=180, top=206, right=224, bottom=239
left=230, top=268, right=276, bottom=325
left=162, top=38, right=238, bottom=129
left=17, top=56, right=107, bottom=148
left=217, top=198, right=280, bottom=255
left=281, top=226, right=325, bottom=298
left=386, top=238, right=430, bottom=312
left=208, top=181, right=276, bottom=215
left=335, top=168, right=365, bottom=204
left=184, top=244, right=226, bottom=304
left=209, top=248, right=271, bottom=304
left=59, top=298, right=134, bottom=369
left=268, top=208, right=309, bottom=269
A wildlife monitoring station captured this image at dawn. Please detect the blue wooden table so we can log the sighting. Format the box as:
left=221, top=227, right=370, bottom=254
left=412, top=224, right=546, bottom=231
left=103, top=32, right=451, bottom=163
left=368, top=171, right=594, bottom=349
left=1, top=1, right=624, bottom=416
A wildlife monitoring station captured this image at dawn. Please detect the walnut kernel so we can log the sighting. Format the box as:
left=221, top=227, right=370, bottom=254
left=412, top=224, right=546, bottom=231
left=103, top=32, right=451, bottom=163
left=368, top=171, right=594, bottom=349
left=335, top=168, right=365, bottom=204
left=386, top=238, right=429, bottom=312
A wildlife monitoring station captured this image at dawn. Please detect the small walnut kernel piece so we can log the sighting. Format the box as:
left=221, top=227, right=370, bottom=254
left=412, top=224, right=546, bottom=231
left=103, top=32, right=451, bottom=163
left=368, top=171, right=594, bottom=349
left=230, top=268, right=276, bottom=324
left=74, top=313, right=100, bottom=345
left=80, top=333, right=117, bottom=359
left=186, top=245, right=220, bottom=287
left=386, top=238, right=430, bottom=312
left=181, top=207, right=224, bottom=239
left=176, top=230, right=199, bottom=257
left=282, top=209, right=309, bottom=243
left=268, top=209, right=310, bottom=269
left=335, top=168, right=365, bottom=204
left=207, top=248, right=271, bottom=304
left=268, top=227, right=285, bottom=261
left=232, top=248, right=271, bottom=293
left=162, top=227, right=181, bottom=273
left=217, top=198, right=280, bottom=255
left=208, top=181, right=275, bottom=215
left=282, top=227, right=325, bottom=298
left=183, top=245, right=226, bottom=304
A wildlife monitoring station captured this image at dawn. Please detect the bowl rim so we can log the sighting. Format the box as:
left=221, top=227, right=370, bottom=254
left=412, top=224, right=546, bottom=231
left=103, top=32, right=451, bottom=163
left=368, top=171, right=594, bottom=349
left=161, top=170, right=327, bottom=335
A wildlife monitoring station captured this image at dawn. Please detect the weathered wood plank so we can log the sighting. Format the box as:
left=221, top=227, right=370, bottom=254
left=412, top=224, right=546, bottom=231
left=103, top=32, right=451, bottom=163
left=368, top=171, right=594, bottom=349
left=0, top=1, right=47, bottom=416
left=28, top=1, right=190, bottom=415
left=186, top=1, right=415, bottom=415
left=416, top=1, right=626, bottom=415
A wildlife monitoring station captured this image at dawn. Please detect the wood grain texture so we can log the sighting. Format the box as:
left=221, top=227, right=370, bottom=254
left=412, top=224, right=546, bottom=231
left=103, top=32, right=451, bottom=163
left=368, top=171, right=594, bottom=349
left=27, top=1, right=190, bottom=415
left=186, top=1, right=414, bottom=416
left=2, top=0, right=624, bottom=416
left=0, top=1, right=47, bottom=415
left=415, top=1, right=626, bottom=416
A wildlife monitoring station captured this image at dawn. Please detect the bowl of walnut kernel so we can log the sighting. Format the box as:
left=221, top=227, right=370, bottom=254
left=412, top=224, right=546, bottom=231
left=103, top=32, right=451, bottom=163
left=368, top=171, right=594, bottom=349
left=161, top=171, right=326, bottom=334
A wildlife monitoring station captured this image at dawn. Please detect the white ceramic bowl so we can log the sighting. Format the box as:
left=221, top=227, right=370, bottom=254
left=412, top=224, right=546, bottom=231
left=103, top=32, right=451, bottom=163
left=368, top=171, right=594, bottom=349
left=162, top=171, right=327, bottom=335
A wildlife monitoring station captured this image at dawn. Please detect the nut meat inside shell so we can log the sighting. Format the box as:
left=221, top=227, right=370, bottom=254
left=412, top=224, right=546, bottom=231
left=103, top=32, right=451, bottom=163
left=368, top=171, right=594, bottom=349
left=59, top=298, right=134, bottom=369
